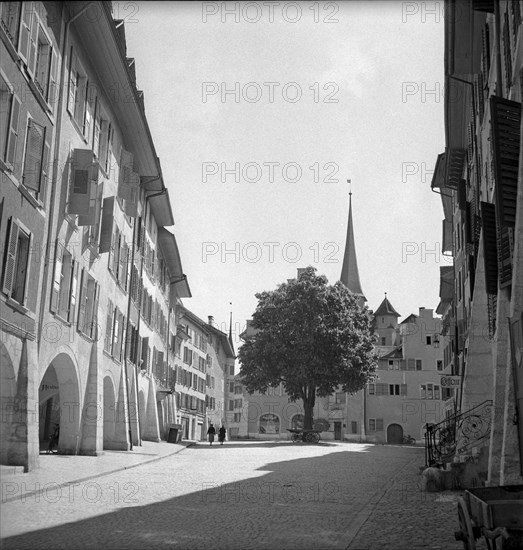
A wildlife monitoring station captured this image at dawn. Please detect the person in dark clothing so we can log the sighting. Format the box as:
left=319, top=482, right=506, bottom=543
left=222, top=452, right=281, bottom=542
left=47, top=424, right=59, bottom=454
left=218, top=426, right=226, bottom=445
left=207, top=423, right=216, bottom=445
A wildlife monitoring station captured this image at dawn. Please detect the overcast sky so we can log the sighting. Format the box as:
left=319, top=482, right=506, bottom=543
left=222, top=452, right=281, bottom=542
left=124, top=1, right=447, bottom=350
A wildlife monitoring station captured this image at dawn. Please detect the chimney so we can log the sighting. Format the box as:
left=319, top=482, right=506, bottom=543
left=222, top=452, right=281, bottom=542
left=208, top=315, right=214, bottom=325
left=419, top=307, right=425, bottom=315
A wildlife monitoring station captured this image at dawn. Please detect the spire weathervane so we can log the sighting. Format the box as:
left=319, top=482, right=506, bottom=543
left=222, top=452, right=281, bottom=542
left=347, top=178, right=352, bottom=196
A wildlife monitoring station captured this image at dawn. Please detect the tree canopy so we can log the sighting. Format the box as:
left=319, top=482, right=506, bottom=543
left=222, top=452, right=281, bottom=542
left=238, top=267, right=378, bottom=430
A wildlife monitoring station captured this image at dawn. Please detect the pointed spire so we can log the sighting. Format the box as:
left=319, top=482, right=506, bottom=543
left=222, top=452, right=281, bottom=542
left=228, top=302, right=235, bottom=354
left=374, top=294, right=400, bottom=317
left=340, top=182, right=366, bottom=302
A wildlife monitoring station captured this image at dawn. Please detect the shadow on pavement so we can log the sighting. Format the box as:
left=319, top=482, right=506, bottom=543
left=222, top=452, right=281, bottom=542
left=2, top=444, right=458, bottom=550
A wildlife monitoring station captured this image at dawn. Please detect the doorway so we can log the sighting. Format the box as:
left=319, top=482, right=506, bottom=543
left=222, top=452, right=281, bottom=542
left=334, top=421, right=342, bottom=440
left=387, top=423, right=403, bottom=444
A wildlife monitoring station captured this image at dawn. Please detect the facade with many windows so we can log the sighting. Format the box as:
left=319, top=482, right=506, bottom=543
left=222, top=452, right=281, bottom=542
left=0, top=1, right=191, bottom=470
left=430, top=0, right=522, bottom=485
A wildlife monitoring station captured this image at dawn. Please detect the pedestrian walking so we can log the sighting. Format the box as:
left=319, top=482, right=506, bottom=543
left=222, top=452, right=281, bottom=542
left=218, top=426, right=226, bottom=445
left=207, top=423, right=216, bottom=445
left=47, top=424, right=59, bottom=454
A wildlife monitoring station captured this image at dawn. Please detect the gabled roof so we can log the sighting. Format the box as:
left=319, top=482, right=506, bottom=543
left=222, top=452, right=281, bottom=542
left=207, top=323, right=236, bottom=359
left=400, top=313, right=418, bottom=325
left=380, top=347, right=403, bottom=359
left=374, top=297, right=400, bottom=317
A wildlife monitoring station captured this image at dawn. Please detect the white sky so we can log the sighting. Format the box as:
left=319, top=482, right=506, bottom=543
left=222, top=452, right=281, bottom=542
left=124, top=1, right=447, bottom=350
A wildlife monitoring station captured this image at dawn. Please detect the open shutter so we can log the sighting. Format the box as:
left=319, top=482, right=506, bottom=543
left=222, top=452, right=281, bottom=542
left=112, top=228, right=120, bottom=276
left=91, top=281, right=99, bottom=340
left=48, top=46, right=58, bottom=107
left=117, top=311, right=124, bottom=361
left=18, top=2, right=33, bottom=65
left=2, top=218, right=19, bottom=297
left=118, top=237, right=126, bottom=285
left=26, top=11, right=38, bottom=77
left=83, top=84, right=94, bottom=139
left=141, top=336, right=149, bottom=370
left=122, top=241, right=129, bottom=291
left=77, top=164, right=100, bottom=226
left=118, top=149, right=134, bottom=199
left=490, top=96, right=521, bottom=228
left=69, top=149, right=95, bottom=215
left=123, top=171, right=140, bottom=217
left=67, top=48, right=77, bottom=114
left=39, top=137, right=50, bottom=201
left=77, top=269, right=87, bottom=332
left=104, top=299, right=113, bottom=353
left=50, top=240, right=62, bottom=312
left=23, top=119, right=45, bottom=191
left=5, top=94, right=21, bottom=168
left=68, top=258, right=78, bottom=323
left=481, top=201, right=499, bottom=294
left=92, top=98, right=100, bottom=156
left=99, top=196, right=115, bottom=254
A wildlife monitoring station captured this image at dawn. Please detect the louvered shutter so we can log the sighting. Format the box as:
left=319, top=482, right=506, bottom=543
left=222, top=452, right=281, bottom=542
left=77, top=269, right=87, bottom=332
left=48, top=46, right=58, bottom=107
left=118, top=149, right=134, bottom=200
left=99, top=197, right=115, bottom=254
left=481, top=202, right=499, bottom=294
left=18, top=2, right=33, bottom=65
left=26, top=12, right=38, bottom=77
left=39, top=137, right=50, bottom=201
left=83, top=83, right=93, bottom=138
left=69, top=149, right=94, bottom=215
left=490, top=96, right=521, bottom=228
left=68, top=259, right=78, bottom=323
left=122, top=241, right=129, bottom=291
left=104, top=299, right=113, bottom=353
left=407, top=359, right=416, bottom=371
left=77, top=164, right=100, bottom=226
left=2, top=218, right=19, bottom=297
left=50, top=240, right=62, bottom=312
left=141, top=336, right=149, bottom=370
left=497, top=225, right=514, bottom=288
left=123, top=171, right=139, bottom=217
left=67, top=48, right=77, bottom=114
left=112, top=228, right=120, bottom=276
left=118, top=237, right=126, bottom=285
left=91, top=281, right=99, bottom=340
left=376, top=419, right=384, bottom=431
left=92, top=98, right=100, bottom=156
left=5, top=95, right=21, bottom=168
left=23, top=119, right=45, bottom=191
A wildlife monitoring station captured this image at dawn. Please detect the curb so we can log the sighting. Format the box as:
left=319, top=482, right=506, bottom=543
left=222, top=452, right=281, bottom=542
left=2, top=442, right=194, bottom=505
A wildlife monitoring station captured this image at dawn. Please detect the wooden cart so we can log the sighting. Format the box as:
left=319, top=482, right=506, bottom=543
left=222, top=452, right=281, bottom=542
left=454, top=485, right=523, bottom=549
left=287, top=429, right=321, bottom=443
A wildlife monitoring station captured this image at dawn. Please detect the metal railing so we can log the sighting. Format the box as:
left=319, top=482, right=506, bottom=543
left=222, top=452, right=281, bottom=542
left=425, top=400, right=493, bottom=467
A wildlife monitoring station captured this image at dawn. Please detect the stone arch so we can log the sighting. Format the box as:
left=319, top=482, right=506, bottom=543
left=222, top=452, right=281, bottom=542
left=387, top=423, right=404, bottom=444
left=0, top=342, right=18, bottom=464
left=103, top=376, right=116, bottom=449
left=39, top=352, right=81, bottom=454
left=259, top=413, right=280, bottom=435
left=290, top=413, right=304, bottom=430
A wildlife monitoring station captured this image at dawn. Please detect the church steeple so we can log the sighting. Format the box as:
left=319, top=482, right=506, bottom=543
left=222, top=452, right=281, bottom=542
left=340, top=184, right=366, bottom=303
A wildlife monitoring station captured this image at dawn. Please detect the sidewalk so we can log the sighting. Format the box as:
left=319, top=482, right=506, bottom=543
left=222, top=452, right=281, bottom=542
left=1, top=440, right=193, bottom=504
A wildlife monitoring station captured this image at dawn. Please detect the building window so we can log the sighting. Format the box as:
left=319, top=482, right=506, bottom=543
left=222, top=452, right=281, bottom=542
left=229, top=365, right=234, bottom=376
left=369, top=419, right=375, bottom=432
left=77, top=269, right=98, bottom=339
left=229, top=382, right=234, bottom=393
left=369, top=419, right=383, bottom=432
left=351, top=421, right=357, bottom=434
left=426, top=336, right=432, bottom=345
left=427, top=384, right=434, bottom=400
left=259, top=413, right=279, bottom=434
left=416, top=359, right=423, bottom=371
left=437, top=360, right=443, bottom=371
left=233, top=413, right=241, bottom=423
left=388, top=360, right=394, bottom=369
left=234, top=385, right=242, bottom=394
left=381, top=337, right=386, bottom=345
left=389, top=384, right=400, bottom=396
left=228, top=400, right=234, bottom=411
left=291, top=414, right=304, bottom=430
left=0, top=74, right=21, bottom=170
left=50, top=243, right=77, bottom=322
left=434, top=385, right=440, bottom=400
left=2, top=218, right=31, bottom=306
left=22, top=118, right=49, bottom=202
left=421, top=385, right=426, bottom=399
left=183, top=347, right=192, bottom=365
left=335, top=392, right=346, bottom=404
left=368, top=383, right=375, bottom=395
left=234, top=399, right=242, bottom=409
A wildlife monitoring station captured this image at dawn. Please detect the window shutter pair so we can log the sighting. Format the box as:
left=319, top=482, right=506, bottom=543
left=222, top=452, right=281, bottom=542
left=18, top=3, right=34, bottom=70
left=23, top=119, right=49, bottom=197
left=2, top=218, right=20, bottom=297
left=69, top=149, right=98, bottom=216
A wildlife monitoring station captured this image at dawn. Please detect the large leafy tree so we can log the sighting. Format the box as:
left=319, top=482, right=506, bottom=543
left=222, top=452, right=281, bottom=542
left=238, top=267, right=378, bottom=430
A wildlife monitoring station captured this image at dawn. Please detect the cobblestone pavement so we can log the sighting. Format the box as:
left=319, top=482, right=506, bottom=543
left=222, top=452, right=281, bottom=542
left=1, top=441, right=474, bottom=550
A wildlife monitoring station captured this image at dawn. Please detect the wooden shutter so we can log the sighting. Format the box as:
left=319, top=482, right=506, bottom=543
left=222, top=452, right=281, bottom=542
left=141, top=336, right=149, bottom=370
left=26, top=11, right=38, bottom=77
left=77, top=164, right=100, bottom=226
left=48, top=46, right=58, bottom=107
left=18, top=2, right=33, bottom=65
left=77, top=269, right=87, bottom=332
left=23, top=119, right=45, bottom=191
left=68, top=259, right=78, bottom=323
left=122, top=241, right=129, bottom=291
left=2, top=218, right=19, bottom=297
left=104, top=299, right=113, bottom=353
left=118, top=149, right=134, bottom=200
left=99, top=197, right=115, bottom=254
left=112, top=228, right=120, bottom=276
left=400, top=384, right=408, bottom=396
left=481, top=201, right=499, bottom=294
left=118, top=237, right=126, bottom=285
left=376, top=419, right=384, bottom=431
left=50, top=239, right=62, bottom=312
left=67, top=48, right=77, bottom=114
left=123, top=171, right=140, bottom=217
left=40, top=137, right=50, bottom=201
left=69, top=149, right=94, bottom=215
left=490, top=96, right=521, bottom=228
left=5, top=94, right=21, bottom=168
left=108, top=224, right=116, bottom=273
left=92, top=98, right=100, bottom=156
left=90, top=280, right=99, bottom=340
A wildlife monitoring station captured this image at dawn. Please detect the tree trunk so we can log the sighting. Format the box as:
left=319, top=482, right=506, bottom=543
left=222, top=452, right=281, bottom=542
left=302, top=387, right=316, bottom=430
